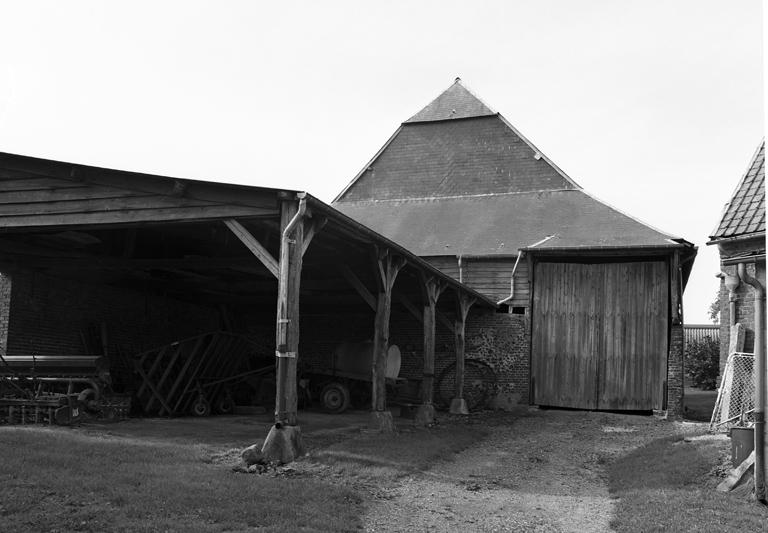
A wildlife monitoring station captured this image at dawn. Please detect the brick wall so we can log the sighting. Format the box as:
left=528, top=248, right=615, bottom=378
left=718, top=262, right=765, bottom=376
left=465, top=309, right=529, bottom=406
left=667, top=324, right=685, bottom=419
left=5, top=268, right=220, bottom=359
left=295, top=304, right=530, bottom=409
left=0, top=271, right=11, bottom=353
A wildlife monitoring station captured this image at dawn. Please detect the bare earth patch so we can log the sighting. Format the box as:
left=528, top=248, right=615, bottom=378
left=363, top=409, right=708, bottom=532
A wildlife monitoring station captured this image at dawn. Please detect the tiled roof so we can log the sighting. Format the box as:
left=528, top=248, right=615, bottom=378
left=335, top=191, right=681, bottom=256
left=406, top=78, right=495, bottom=123
left=336, top=115, right=577, bottom=202
left=710, top=140, right=766, bottom=241
left=335, top=79, right=689, bottom=256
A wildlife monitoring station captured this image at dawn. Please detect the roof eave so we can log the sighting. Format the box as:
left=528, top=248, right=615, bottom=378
left=707, top=230, right=766, bottom=246
left=306, top=196, right=498, bottom=309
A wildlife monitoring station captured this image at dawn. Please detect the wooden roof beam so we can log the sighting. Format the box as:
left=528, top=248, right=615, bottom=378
left=224, top=219, right=279, bottom=278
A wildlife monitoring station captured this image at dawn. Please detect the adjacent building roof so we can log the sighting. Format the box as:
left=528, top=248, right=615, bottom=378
left=334, top=79, right=691, bottom=257
left=709, top=140, right=765, bottom=242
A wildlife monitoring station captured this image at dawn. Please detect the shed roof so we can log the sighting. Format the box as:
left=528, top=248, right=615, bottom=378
left=334, top=79, right=690, bottom=257
left=0, top=151, right=496, bottom=309
left=709, top=140, right=765, bottom=242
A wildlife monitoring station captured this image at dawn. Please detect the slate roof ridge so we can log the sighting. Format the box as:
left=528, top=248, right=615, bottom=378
left=576, top=188, right=682, bottom=241
left=495, top=114, right=582, bottom=190
left=708, top=139, right=765, bottom=241
left=336, top=189, right=579, bottom=204
left=405, top=78, right=496, bottom=123
left=332, top=125, right=403, bottom=203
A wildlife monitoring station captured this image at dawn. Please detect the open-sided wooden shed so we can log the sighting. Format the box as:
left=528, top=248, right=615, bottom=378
left=334, top=79, right=697, bottom=415
left=0, top=151, right=495, bottom=457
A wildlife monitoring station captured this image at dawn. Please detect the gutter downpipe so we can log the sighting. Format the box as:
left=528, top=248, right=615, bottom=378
left=497, top=235, right=556, bottom=306
left=716, top=271, right=741, bottom=326
left=737, top=262, right=766, bottom=502
left=275, top=192, right=306, bottom=423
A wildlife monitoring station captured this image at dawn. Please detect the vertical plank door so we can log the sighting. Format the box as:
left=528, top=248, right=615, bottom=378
left=532, top=262, right=600, bottom=409
left=597, top=261, right=668, bottom=410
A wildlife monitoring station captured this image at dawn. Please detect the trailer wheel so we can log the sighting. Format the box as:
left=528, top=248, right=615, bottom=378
left=192, top=398, right=211, bottom=417
left=215, top=395, right=234, bottom=415
left=321, top=382, right=350, bottom=413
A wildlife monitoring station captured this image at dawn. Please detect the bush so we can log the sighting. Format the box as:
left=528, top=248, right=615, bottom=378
left=686, top=336, right=720, bottom=390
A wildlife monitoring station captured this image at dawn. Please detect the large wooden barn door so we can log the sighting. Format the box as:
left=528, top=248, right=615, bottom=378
left=532, top=263, right=600, bottom=409
left=598, top=261, right=668, bottom=410
left=532, top=261, right=668, bottom=410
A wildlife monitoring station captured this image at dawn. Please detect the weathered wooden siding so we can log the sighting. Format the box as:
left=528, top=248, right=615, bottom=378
left=532, top=262, right=599, bottom=409
left=598, top=262, right=668, bottom=410
left=424, top=256, right=529, bottom=306
left=532, top=261, right=668, bottom=410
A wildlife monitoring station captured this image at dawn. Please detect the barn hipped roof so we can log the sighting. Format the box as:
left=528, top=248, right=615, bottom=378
left=709, top=140, right=765, bottom=243
left=406, top=78, right=496, bottom=123
left=334, top=79, right=693, bottom=258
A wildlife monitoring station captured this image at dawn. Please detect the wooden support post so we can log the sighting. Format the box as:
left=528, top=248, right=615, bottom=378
left=262, top=195, right=305, bottom=464
left=450, top=292, right=475, bottom=415
left=415, top=276, right=445, bottom=427
left=371, top=248, right=405, bottom=432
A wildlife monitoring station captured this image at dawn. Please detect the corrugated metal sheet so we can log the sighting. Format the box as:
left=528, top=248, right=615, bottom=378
left=710, top=141, right=765, bottom=241
left=335, top=190, right=680, bottom=257
left=684, top=324, right=720, bottom=345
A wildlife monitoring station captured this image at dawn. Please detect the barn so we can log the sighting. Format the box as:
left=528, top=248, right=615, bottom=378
left=0, top=151, right=496, bottom=457
left=334, top=79, right=697, bottom=416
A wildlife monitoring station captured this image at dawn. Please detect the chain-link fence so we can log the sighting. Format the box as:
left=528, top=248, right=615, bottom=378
left=710, top=352, right=755, bottom=431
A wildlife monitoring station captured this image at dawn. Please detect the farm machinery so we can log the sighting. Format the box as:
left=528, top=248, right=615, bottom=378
left=0, top=352, right=128, bottom=425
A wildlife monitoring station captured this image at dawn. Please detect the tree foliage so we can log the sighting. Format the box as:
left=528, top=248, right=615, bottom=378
left=708, top=292, right=721, bottom=325
left=686, top=335, right=720, bottom=390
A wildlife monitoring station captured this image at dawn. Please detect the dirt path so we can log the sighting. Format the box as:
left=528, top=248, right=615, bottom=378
left=364, top=409, right=704, bottom=532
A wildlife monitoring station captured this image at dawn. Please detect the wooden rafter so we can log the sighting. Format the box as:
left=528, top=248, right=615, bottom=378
left=223, top=219, right=279, bottom=278
left=302, top=216, right=327, bottom=257
left=339, top=265, right=376, bottom=311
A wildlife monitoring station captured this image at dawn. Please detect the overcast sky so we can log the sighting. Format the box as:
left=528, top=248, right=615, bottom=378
left=0, top=0, right=763, bottom=322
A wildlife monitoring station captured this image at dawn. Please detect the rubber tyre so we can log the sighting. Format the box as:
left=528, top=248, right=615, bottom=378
left=192, top=399, right=211, bottom=417
left=320, top=382, right=351, bottom=414
left=215, top=395, right=234, bottom=415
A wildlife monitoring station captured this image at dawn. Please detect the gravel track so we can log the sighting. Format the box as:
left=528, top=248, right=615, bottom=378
left=364, top=409, right=705, bottom=532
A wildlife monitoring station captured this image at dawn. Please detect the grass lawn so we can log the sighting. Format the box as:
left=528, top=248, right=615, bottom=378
left=0, top=427, right=362, bottom=532
left=0, top=418, right=488, bottom=532
left=608, top=434, right=767, bottom=532
left=684, top=387, right=717, bottom=422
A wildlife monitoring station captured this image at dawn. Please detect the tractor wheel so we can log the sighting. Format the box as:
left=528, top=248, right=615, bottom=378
left=320, top=382, right=351, bottom=414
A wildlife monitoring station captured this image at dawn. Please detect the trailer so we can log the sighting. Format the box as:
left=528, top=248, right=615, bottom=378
left=302, top=342, right=403, bottom=413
